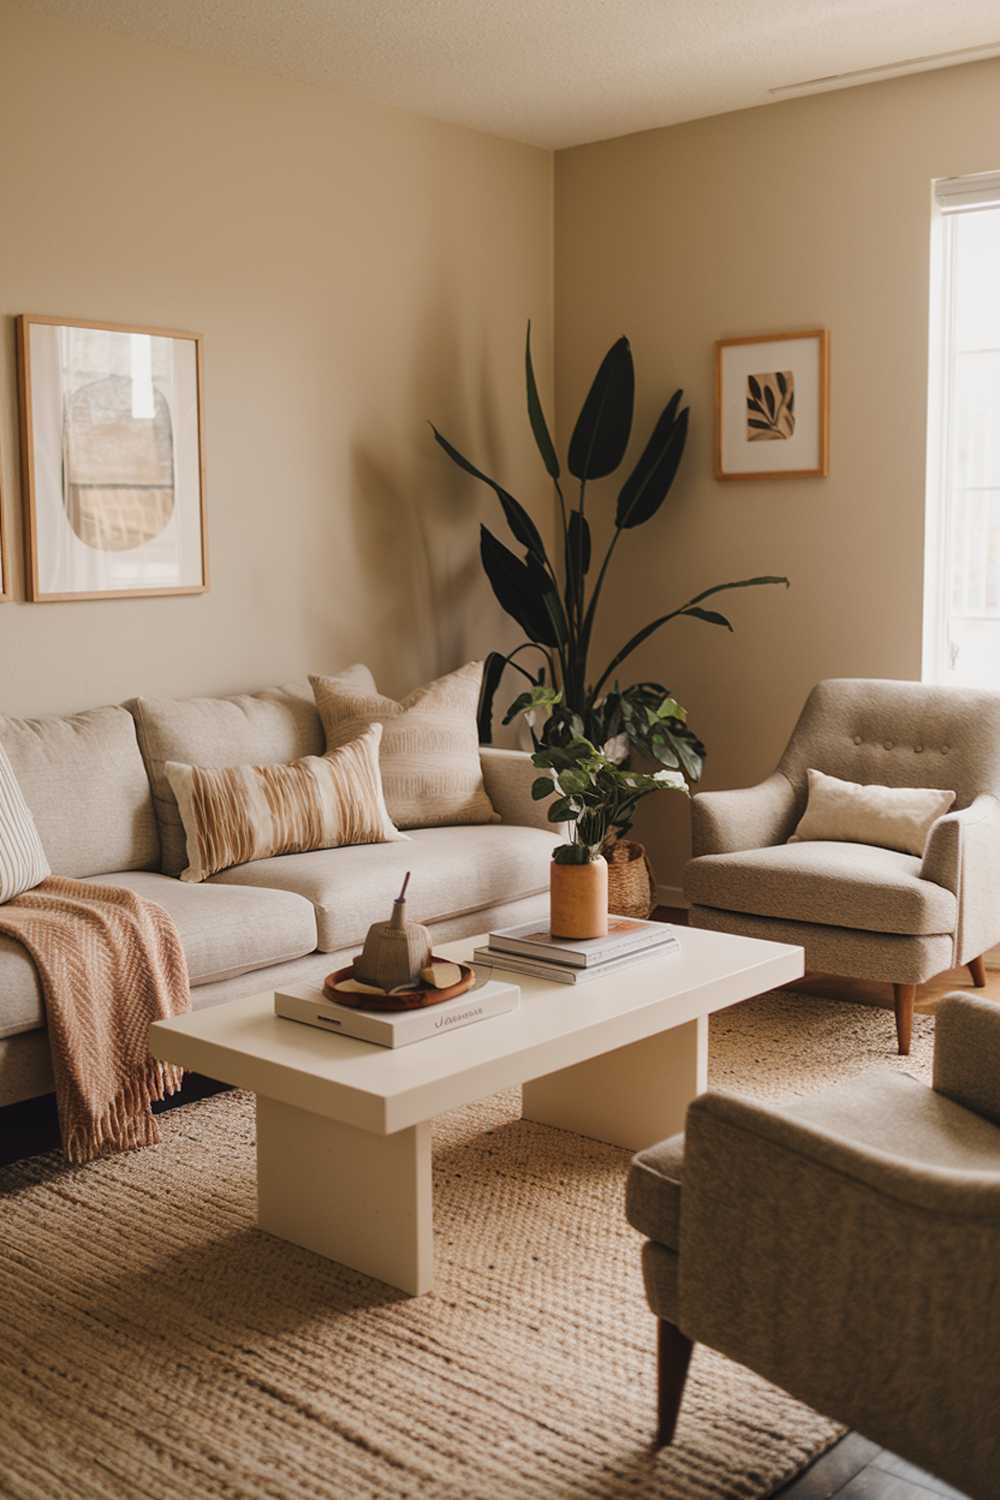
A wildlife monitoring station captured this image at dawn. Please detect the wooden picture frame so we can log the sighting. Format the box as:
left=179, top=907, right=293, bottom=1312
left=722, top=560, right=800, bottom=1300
left=16, top=314, right=208, bottom=602
left=715, top=329, right=829, bottom=481
left=0, top=449, right=9, bottom=601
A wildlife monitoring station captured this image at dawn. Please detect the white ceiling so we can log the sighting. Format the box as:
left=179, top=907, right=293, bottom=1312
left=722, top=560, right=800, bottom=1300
left=21, top=0, right=1000, bottom=148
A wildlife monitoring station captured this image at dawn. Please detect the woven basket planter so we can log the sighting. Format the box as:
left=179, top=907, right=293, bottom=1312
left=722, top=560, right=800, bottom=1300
left=605, top=839, right=656, bottom=920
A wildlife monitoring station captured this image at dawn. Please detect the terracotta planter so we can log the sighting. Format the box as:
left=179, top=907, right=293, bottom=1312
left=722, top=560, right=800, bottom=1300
left=549, top=856, right=609, bottom=940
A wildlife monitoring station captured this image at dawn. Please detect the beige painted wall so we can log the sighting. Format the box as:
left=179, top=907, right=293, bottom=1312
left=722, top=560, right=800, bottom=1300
left=555, top=59, right=1000, bottom=890
left=0, top=7, right=553, bottom=718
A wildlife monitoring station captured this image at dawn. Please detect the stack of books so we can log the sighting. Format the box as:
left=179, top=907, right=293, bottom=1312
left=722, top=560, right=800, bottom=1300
left=473, top=915, right=680, bottom=985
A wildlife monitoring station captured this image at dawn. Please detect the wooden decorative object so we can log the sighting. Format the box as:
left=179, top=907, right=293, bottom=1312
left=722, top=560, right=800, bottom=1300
left=550, top=856, right=609, bottom=940
left=607, top=840, right=655, bottom=920
left=324, top=960, right=475, bottom=1012
left=353, top=872, right=432, bottom=991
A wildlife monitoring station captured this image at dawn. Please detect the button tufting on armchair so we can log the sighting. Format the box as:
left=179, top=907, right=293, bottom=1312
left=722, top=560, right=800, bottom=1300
left=684, top=678, right=1000, bottom=1053
left=625, top=992, right=1000, bottom=1500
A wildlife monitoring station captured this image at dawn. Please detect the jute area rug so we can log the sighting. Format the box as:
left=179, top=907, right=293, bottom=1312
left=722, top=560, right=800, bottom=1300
left=0, top=991, right=934, bottom=1500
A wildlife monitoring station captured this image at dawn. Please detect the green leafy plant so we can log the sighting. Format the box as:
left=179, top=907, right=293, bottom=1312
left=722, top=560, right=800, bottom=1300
left=530, top=736, right=687, bottom=864
left=432, top=324, right=788, bottom=783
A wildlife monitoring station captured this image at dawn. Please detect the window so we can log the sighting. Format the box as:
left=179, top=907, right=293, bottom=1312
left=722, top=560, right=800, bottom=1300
left=924, top=170, right=1000, bottom=688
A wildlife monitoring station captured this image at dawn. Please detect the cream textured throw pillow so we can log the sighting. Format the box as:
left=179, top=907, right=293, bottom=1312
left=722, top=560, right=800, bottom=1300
left=310, top=662, right=499, bottom=830
left=790, top=768, right=955, bottom=857
left=0, top=744, right=50, bottom=901
left=165, top=724, right=406, bottom=883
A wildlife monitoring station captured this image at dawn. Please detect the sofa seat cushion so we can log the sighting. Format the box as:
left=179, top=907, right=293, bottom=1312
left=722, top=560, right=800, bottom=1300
left=0, top=939, right=48, bottom=1040
left=685, top=841, right=957, bottom=937
left=625, top=1072, right=1000, bottom=1253
left=0, top=872, right=317, bottom=1039
left=89, top=873, right=317, bottom=987
left=627, top=1133, right=685, bottom=1249
left=210, top=824, right=558, bottom=953
left=784, top=1069, right=1000, bottom=1173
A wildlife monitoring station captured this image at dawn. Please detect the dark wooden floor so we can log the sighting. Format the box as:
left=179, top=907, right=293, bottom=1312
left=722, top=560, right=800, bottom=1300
left=774, top=1433, right=968, bottom=1500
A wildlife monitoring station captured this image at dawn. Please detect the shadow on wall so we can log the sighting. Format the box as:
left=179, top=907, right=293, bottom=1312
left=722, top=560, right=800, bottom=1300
left=346, top=279, right=523, bottom=699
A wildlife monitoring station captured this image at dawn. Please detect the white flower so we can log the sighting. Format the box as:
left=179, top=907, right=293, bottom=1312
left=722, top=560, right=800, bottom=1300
left=654, top=769, right=688, bottom=790
left=602, top=733, right=629, bottom=764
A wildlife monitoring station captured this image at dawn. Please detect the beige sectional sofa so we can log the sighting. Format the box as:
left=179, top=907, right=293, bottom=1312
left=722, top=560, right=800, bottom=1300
left=0, top=680, right=557, bottom=1109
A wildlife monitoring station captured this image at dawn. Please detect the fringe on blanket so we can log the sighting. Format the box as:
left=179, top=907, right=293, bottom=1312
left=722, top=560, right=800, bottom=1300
left=62, top=1058, right=186, bottom=1165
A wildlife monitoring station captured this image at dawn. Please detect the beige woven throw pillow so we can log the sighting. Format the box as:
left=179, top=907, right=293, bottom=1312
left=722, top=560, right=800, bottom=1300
left=790, top=767, right=955, bottom=857
left=310, top=661, right=499, bottom=830
left=0, top=743, right=50, bottom=901
left=165, top=724, right=406, bottom=883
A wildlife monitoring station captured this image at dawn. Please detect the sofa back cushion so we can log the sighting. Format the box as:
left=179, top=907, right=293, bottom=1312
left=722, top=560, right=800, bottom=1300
left=0, top=706, right=160, bottom=877
left=129, top=682, right=325, bottom=876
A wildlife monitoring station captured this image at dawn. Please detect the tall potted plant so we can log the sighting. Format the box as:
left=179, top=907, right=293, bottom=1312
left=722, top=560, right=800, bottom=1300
left=432, top=325, right=787, bottom=910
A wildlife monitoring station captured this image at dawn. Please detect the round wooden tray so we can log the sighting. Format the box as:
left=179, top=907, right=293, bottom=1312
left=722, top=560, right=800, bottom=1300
left=324, top=959, right=476, bottom=1012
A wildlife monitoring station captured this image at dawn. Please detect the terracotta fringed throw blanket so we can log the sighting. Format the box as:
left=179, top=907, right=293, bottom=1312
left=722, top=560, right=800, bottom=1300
left=0, top=877, right=191, bottom=1162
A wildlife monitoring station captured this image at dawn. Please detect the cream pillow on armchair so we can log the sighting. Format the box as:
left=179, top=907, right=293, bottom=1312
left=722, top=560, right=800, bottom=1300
left=790, top=768, right=955, bottom=857
left=310, top=661, right=499, bottom=830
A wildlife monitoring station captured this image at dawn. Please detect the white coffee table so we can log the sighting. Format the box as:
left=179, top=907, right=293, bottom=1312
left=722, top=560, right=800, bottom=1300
left=149, top=927, right=802, bottom=1295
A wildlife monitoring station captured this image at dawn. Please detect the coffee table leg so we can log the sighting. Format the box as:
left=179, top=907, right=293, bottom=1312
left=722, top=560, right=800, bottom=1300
left=521, top=1015, right=708, bottom=1151
left=255, top=1097, right=434, bottom=1295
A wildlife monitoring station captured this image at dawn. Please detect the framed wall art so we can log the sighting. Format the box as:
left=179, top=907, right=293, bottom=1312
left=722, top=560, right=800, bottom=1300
left=715, top=328, right=829, bottom=481
left=16, top=315, right=207, bottom=601
left=0, top=454, right=9, bottom=601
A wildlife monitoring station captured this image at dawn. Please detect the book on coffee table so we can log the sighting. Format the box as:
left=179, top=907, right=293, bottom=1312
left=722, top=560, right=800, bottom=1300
left=488, top=915, right=679, bottom=969
left=274, top=978, right=519, bottom=1048
left=472, top=941, right=679, bottom=985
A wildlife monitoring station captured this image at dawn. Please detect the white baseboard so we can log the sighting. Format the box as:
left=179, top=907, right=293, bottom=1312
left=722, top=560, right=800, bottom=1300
left=654, top=884, right=688, bottom=911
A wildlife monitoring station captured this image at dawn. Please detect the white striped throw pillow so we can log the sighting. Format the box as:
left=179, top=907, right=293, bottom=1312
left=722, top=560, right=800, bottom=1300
left=165, top=723, right=407, bottom=883
left=0, top=743, right=50, bottom=902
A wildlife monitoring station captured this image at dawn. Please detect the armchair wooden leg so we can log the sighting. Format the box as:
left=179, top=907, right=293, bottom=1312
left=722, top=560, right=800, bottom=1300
left=656, top=1318, right=694, bottom=1446
left=968, top=954, right=987, bottom=988
left=893, top=984, right=915, bottom=1056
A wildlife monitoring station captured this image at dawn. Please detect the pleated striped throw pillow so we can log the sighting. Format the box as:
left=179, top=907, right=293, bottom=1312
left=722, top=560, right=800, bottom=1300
left=0, top=743, right=50, bottom=902
left=165, top=723, right=407, bottom=883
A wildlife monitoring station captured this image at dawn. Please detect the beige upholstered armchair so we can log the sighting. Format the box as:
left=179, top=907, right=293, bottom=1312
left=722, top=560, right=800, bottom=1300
left=685, top=678, right=1000, bottom=1053
left=626, top=993, right=1000, bottom=1500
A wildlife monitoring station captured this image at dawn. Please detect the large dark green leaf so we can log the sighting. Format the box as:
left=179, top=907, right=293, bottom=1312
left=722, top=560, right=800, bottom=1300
left=476, top=650, right=508, bottom=744
left=592, top=576, right=790, bottom=697
left=615, top=393, right=688, bottom=529
left=686, top=576, right=789, bottom=607
left=432, top=424, right=547, bottom=563
left=527, top=554, right=568, bottom=646
left=525, top=322, right=560, bottom=481
left=568, top=336, right=635, bottom=481
left=565, top=509, right=591, bottom=616
left=680, top=606, right=733, bottom=631
left=480, top=526, right=562, bottom=647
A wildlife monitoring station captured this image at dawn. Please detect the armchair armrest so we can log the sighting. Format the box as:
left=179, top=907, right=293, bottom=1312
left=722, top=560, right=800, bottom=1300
left=919, top=794, right=1000, bottom=964
left=934, top=992, right=1000, bottom=1127
left=689, top=771, right=798, bottom=858
left=479, top=747, right=562, bottom=833
left=676, top=1090, right=1000, bottom=1487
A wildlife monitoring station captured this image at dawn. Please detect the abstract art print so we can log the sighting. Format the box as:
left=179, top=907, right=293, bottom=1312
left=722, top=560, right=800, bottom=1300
left=716, top=330, right=828, bottom=480
left=17, top=316, right=207, bottom=600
